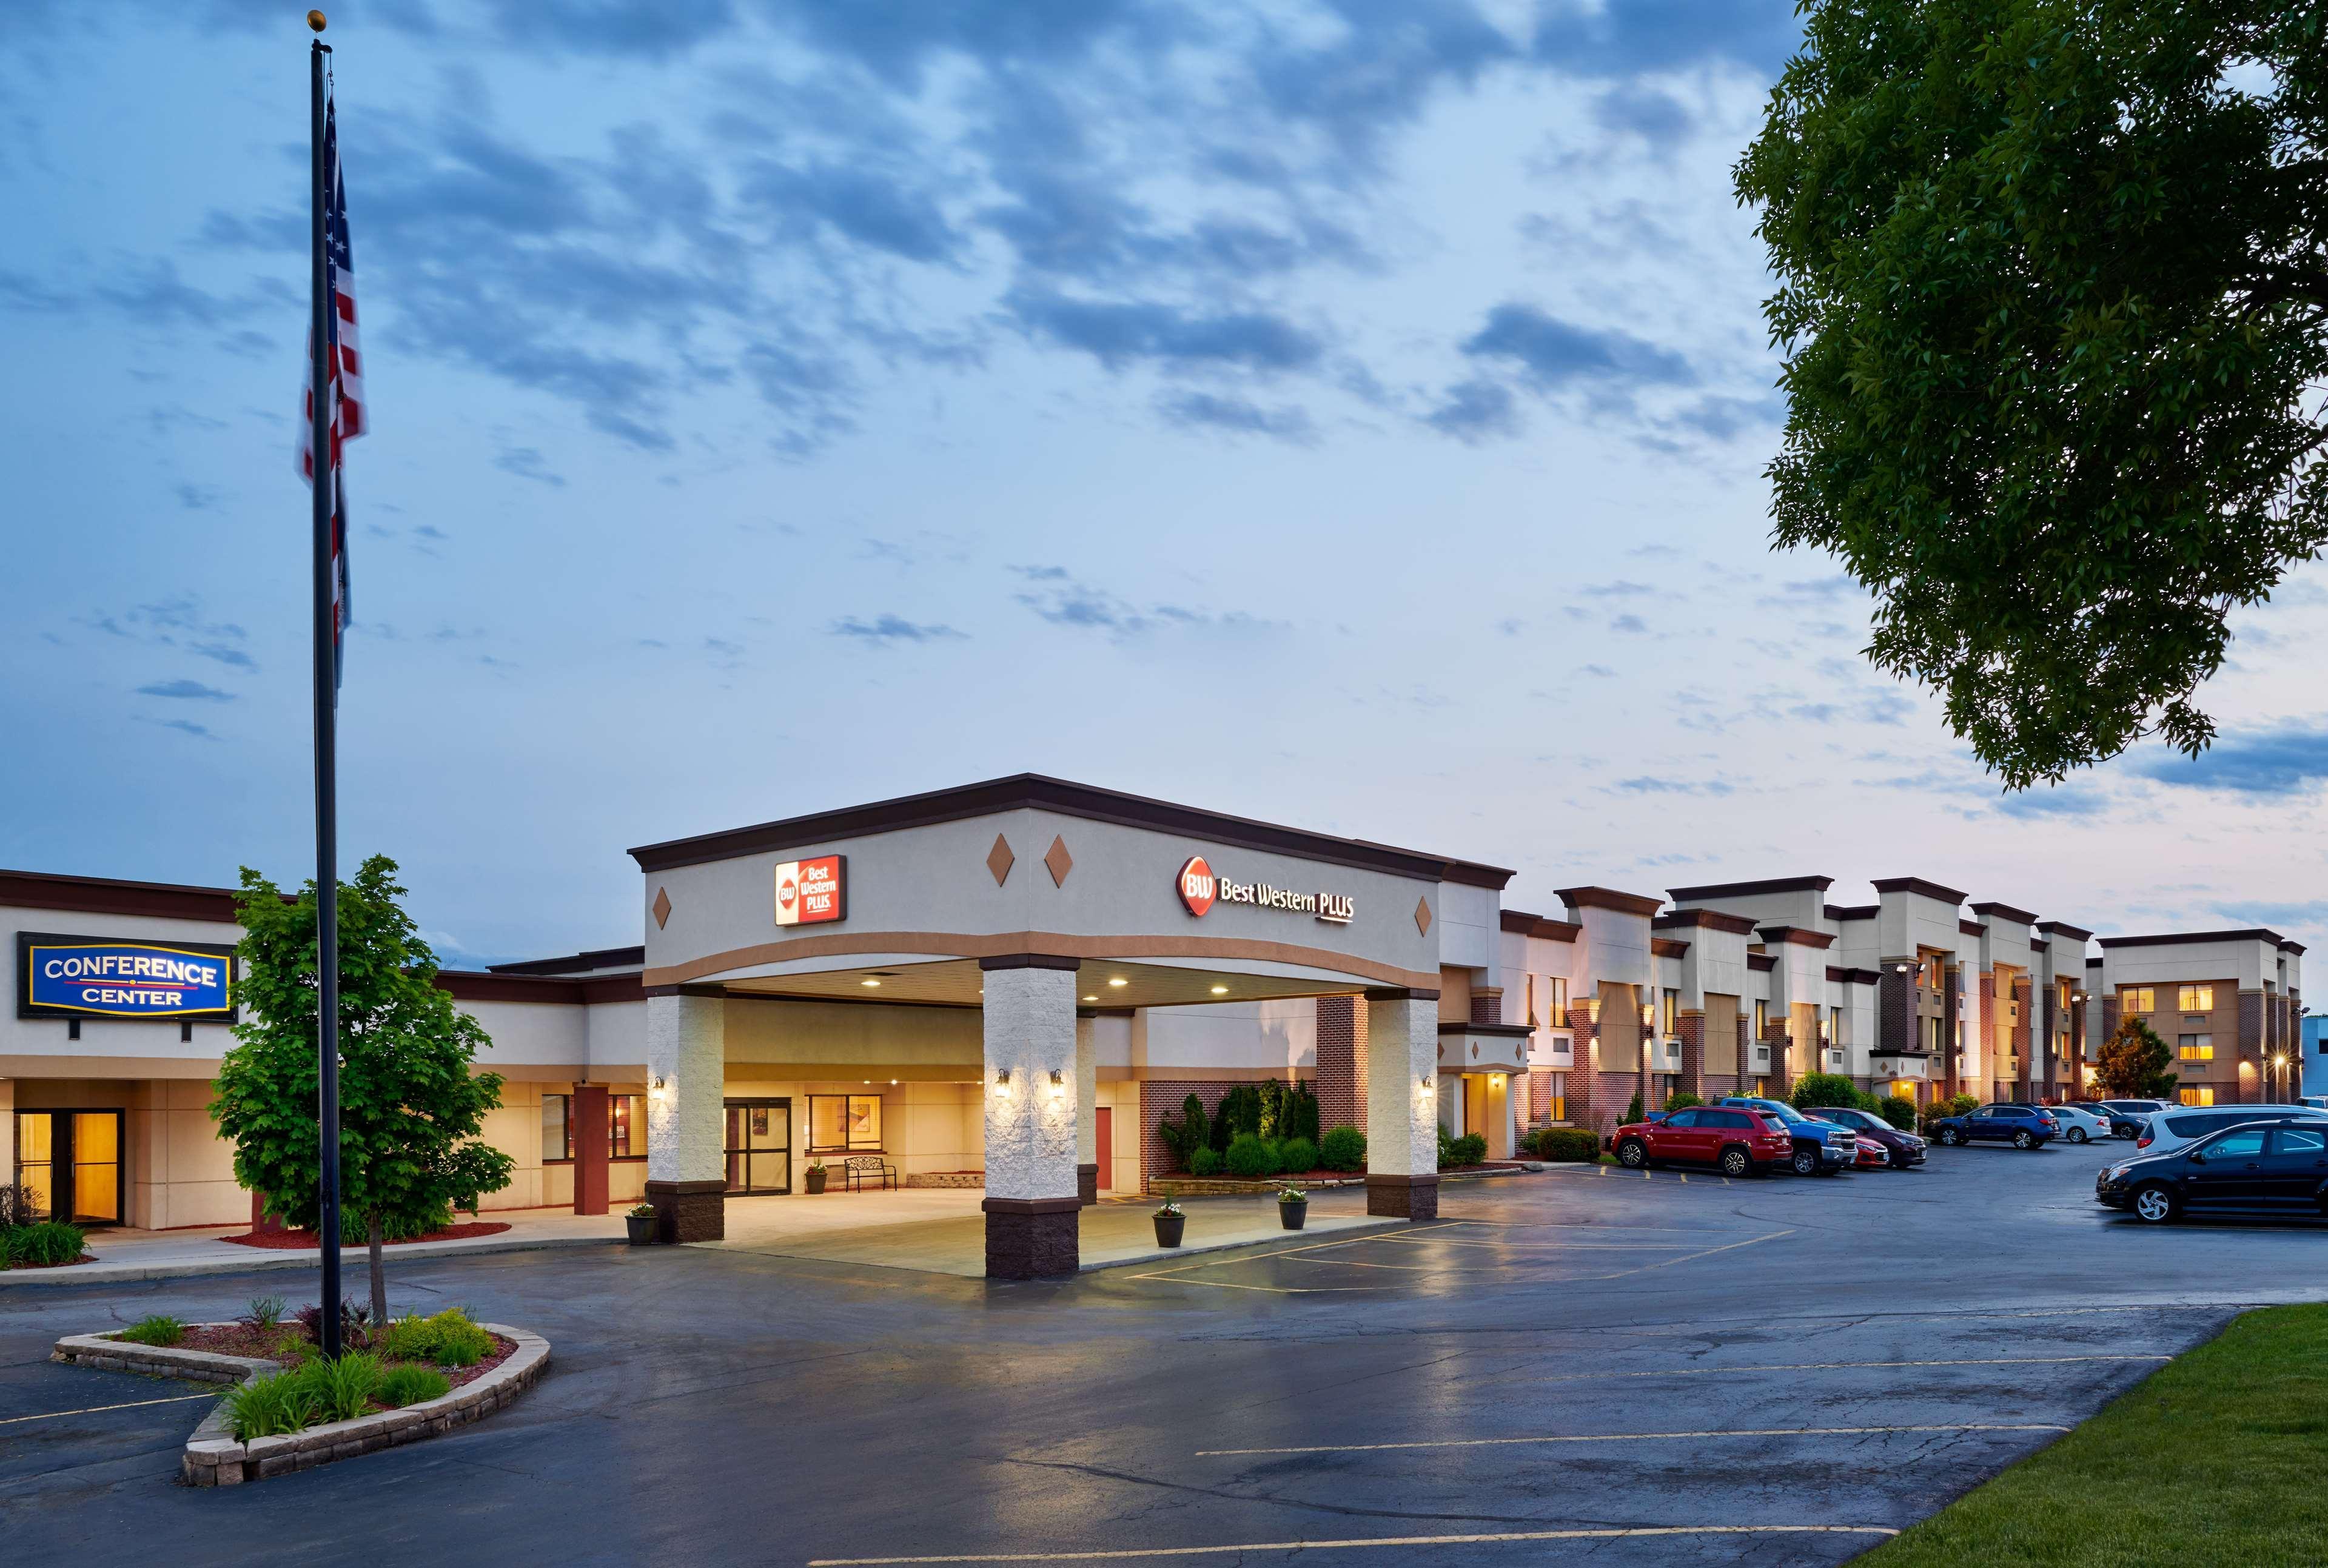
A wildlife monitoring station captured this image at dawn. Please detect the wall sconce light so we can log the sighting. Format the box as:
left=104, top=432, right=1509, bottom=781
left=1048, top=1069, right=1064, bottom=1095
left=994, top=1068, right=1011, bottom=1089
left=650, top=1075, right=667, bottom=1092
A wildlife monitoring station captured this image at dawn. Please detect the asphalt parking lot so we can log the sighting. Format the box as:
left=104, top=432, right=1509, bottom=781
left=5, top=1137, right=2323, bottom=1567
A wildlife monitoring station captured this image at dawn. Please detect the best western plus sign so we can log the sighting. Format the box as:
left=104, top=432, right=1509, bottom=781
left=773, top=855, right=847, bottom=926
left=1176, top=854, right=1353, bottom=925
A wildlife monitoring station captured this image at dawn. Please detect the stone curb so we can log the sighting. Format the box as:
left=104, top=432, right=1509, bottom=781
left=52, top=1322, right=549, bottom=1487
left=2, top=1233, right=622, bottom=1288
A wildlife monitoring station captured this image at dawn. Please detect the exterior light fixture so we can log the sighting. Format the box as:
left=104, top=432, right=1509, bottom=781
left=1210, top=984, right=1229, bottom=995
left=651, top=1076, right=667, bottom=1091
left=994, top=1068, right=1011, bottom=1088
left=861, top=977, right=881, bottom=988
left=1108, top=977, right=1129, bottom=988
left=1048, top=1070, right=1064, bottom=1093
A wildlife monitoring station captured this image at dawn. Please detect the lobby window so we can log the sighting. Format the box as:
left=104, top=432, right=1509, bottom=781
left=2178, top=984, right=2214, bottom=1014
left=542, top=1095, right=571, bottom=1162
left=1662, top=989, right=1679, bottom=1036
left=2178, top=1036, right=2213, bottom=1062
left=808, top=1094, right=883, bottom=1154
left=2122, top=987, right=2154, bottom=1013
left=1546, top=1073, right=1566, bottom=1123
left=1753, top=1000, right=1768, bottom=1038
left=2179, top=1087, right=2215, bottom=1107
left=609, top=1094, right=645, bottom=1158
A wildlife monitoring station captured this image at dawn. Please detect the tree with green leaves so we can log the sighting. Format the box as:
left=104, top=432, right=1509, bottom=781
left=2093, top=1016, right=2179, bottom=1099
left=1737, top=2, right=2328, bottom=787
left=212, top=856, right=514, bottom=1330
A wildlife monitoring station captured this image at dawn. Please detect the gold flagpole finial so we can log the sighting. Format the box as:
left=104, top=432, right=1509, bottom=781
left=307, top=10, right=327, bottom=31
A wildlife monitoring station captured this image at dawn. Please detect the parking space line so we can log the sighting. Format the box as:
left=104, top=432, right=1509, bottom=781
left=1118, top=1224, right=1471, bottom=1293
left=1523, top=1353, right=2172, bottom=1385
left=806, top=1524, right=1902, bottom=1564
left=0, top=1392, right=217, bottom=1427
left=1367, top=1233, right=1705, bottom=1251
left=1586, top=1228, right=1793, bottom=1281
left=1193, top=1422, right=2069, bottom=1456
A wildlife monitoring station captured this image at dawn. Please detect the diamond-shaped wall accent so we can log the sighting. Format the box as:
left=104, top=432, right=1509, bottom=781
left=986, top=834, right=1015, bottom=886
left=651, top=886, right=673, bottom=930
left=1413, top=896, right=1432, bottom=936
left=1044, top=835, right=1074, bottom=886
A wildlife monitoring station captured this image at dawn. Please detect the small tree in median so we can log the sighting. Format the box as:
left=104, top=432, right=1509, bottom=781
left=212, top=855, right=514, bottom=1332
left=2093, top=1017, right=2179, bottom=1101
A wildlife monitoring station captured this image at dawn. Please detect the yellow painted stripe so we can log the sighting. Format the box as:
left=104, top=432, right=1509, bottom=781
left=1527, top=1353, right=2172, bottom=1385
left=0, top=1392, right=216, bottom=1427
left=1195, top=1422, right=2070, bottom=1456
left=807, top=1524, right=1900, bottom=1565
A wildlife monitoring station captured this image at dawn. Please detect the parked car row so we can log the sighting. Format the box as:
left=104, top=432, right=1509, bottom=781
left=1608, top=1096, right=1927, bottom=1179
left=2098, top=1107, right=2328, bottom=1224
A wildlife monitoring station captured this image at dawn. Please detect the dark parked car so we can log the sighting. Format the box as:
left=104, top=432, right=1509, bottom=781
left=2097, top=1121, right=2328, bottom=1223
left=1611, top=1106, right=1794, bottom=1178
left=1929, top=1103, right=2058, bottom=1150
left=2096, top=1099, right=2170, bottom=1139
left=1714, top=1096, right=1860, bottom=1175
left=1817, top=1106, right=1928, bottom=1168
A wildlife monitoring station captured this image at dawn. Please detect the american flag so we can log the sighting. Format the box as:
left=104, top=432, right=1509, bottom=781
left=298, top=73, right=364, bottom=694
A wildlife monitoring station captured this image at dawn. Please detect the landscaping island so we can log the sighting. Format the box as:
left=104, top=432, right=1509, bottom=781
left=1857, top=1304, right=2328, bottom=1566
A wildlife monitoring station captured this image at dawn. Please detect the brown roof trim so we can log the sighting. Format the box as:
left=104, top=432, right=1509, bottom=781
left=435, top=970, right=646, bottom=1006
left=1652, top=908, right=1757, bottom=936
left=1960, top=919, right=1986, bottom=937
left=1757, top=925, right=1836, bottom=950
left=2037, top=919, right=2095, bottom=943
left=1437, top=1021, right=1535, bottom=1039
left=1650, top=937, right=1690, bottom=960
left=2099, top=928, right=2293, bottom=951
left=626, top=772, right=1514, bottom=886
left=2029, top=939, right=2047, bottom=953
left=1499, top=909, right=1582, bottom=942
left=0, top=867, right=289, bottom=923
left=2283, top=940, right=2307, bottom=956
left=1824, top=903, right=1877, bottom=922
left=1970, top=899, right=2039, bottom=926
left=1872, top=876, right=1968, bottom=903
left=1747, top=953, right=1776, bottom=972
left=487, top=945, right=645, bottom=976
left=2086, top=956, right=2103, bottom=967
left=1556, top=885, right=1664, bottom=918
left=1826, top=965, right=1880, bottom=986
left=1667, top=874, right=1834, bottom=901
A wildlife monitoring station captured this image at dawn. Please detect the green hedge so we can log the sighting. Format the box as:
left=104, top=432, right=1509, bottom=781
left=1318, top=1125, right=1366, bottom=1171
left=0, top=1221, right=87, bottom=1269
left=1532, top=1127, right=1601, bottom=1162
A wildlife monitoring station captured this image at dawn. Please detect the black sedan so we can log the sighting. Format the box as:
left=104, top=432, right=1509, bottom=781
left=1816, top=1107, right=1927, bottom=1168
left=2096, top=1121, right=2328, bottom=1224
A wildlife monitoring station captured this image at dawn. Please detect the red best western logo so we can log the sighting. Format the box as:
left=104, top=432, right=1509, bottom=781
left=774, top=855, right=847, bottom=927
left=1177, top=856, right=1217, bottom=917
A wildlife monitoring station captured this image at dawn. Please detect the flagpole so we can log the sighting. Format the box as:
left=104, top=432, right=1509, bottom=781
left=307, top=11, right=344, bottom=1361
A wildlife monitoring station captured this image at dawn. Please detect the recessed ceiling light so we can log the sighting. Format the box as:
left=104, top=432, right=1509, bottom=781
left=1210, top=984, right=1229, bottom=995
left=1108, top=977, right=1129, bottom=988
left=860, top=977, right=881, bottom=988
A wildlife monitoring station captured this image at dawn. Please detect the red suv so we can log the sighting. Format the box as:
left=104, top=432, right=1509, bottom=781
left=1612, top=1106, right=1793, bottom=1178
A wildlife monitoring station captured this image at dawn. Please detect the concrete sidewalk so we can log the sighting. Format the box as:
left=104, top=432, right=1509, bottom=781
left=0, top=1209, right=628, bottom=1287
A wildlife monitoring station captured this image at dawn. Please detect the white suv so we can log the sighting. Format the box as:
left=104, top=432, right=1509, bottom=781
left=2133, top=1104, right=2328, bottom=1159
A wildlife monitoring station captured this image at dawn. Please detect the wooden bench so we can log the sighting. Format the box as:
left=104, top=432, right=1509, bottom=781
left=842, top=1154, right=898, bottom=1192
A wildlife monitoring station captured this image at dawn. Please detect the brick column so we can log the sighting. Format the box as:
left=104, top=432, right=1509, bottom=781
left=1676, top=1011, right=1705, bottom=1101
left=1315, top=995, right=1363, bottom=1133
left=981, top=956, right=1082, bottom=1278
left=1364, top=988, right=1439, bottom=1219
left=645, top=987, right=725, bottom=1242
left=1565, top=1000, right=1600, bottom=1128
left=1943, top=966, right=1962, bottom=1099
left=2239, top=989, right=2266, bottom=1105
left=572, top=1084, right=610, bottom=1216
left=2013, top=977, right=2033, bottom=1100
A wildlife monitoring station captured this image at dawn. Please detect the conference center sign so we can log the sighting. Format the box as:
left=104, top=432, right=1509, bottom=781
left=18, top=932, right=238, bottom=1022
left=1176, top=856, right=1355, bottom=926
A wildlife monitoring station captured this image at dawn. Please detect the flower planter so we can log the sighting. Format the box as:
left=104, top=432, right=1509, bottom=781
left=625, top=1214, right=657, bottom=1246
left=805, top=1168, right=828, bottom=1194
left=1152, top=1213, right=1185, bottom=1248
left=1278, top=1201, right=1308, bottom=1231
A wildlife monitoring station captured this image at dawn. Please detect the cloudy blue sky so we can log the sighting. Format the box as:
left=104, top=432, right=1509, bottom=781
left=4, top=0, right=2325, bottom=965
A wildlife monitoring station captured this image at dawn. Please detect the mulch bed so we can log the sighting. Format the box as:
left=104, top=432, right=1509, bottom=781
left=2, top=1254, right=95, bottom=1270
left=166, top=1321, right=518, bottom=1390
left=221, top=1222, right=511, bottom=1251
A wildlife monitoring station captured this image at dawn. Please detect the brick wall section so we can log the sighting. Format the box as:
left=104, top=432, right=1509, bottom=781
left=1943, top=967, right=1962, bottom=1099
left=1565, top=1001, right=1601, bottom=1131
left=1677, top=1011, right=1705, bottom=1101
left=1979, top=973, right=1996, bottom=1100
left=1315, top=996, right=1360, bottom=1133
left=2239, top=990, right=2264, bottom=1105
left=1137, top=1080, right=1236, bottom=1193
left=2013, top=977, right=2033, bottom=1099
left=1470, top=988, right=1501, bottom=1027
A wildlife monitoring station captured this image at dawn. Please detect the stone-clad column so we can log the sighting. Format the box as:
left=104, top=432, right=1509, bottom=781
left=1075, top=1011, right=1099, bottom=1206
left=645, top=987, right=725, bottom=1242
left=1364, top=988, right=1439, bottom=1220
left=981, top=956, right=1082, bottom=1278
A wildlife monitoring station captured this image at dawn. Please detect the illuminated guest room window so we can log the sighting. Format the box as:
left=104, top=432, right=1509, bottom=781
left=808, top=1094, right=883, bottom=1153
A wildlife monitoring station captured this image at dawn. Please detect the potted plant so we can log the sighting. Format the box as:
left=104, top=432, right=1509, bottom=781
left=806, top=1159, right=828, bottom=1195
left=1276, top=1185, right=1309, bottom=1230
left=625, top=1202, right=657, bottom=1246
left=1152, top=1200, right=1185, bottom=1248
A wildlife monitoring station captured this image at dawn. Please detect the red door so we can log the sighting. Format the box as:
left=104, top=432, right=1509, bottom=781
left=1095, top=1107, right=1113, bottom=1191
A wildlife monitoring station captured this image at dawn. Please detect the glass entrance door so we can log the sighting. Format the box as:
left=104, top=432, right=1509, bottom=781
left=723, top=1099, right=792, bottom=1194
left=12, top=1111, right=124, bottom=1225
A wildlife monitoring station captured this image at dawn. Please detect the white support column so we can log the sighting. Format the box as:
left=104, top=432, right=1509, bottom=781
left=645, top=987, right=725, bottom=1242
left=1364, top=989, right=1440, bottom=1220
left=1075, top=1012, right=1099, bottom=1206
left=980, top=957, right=1082, bottom=1278
left=0, top=1079, right=13, bottom=1198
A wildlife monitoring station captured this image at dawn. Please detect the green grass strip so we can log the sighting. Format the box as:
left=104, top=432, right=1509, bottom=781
left=1858, top=1304, right=2328, bottom=1567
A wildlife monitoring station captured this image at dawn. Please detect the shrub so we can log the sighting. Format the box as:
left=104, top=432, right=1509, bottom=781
left=1876, top=1095, right=1919, bottom=1131
left=1188, top=1147, right=1222, bottom=1177
left=374, top=1363, right=451, bottom=1409
left=0, top=1181, right=36, bottom=1229
left=297, top=1300, right=373, bottom=1348
left=302, top=1352, right=384, bottom=1422
left=1278, top=1136, right=1318, bottom=1174
left=375, top=1308, right=494, bottom=1369
left=1223, top=1133, right=1273, bottom=1179
left=1790, top=1073, right=1861, bottom=1110
left=1318, top=1125, right=1366, bottom=1172
left=119, top=1315, right=186, bottom=1347
left=1436, top=1124, right=1458, bottom=1170
left=1450, top=1133, right=1488, bottom=1167
left=1663, top=1090, right=1703, bottom=1111
left=1158, top=1093, right=1210, bottom=1172
left=241, top=1294, right=287, bottom=1330
left=1282, top=1081, right=1321, bottom=1146
left=1534, top=1127, right=1601, bottom=1162
left=1622, top=1091, right=1645, bottom=1126
left=2, top=1221, right=86, bottom=1268
left=226, top=1370, right=324, bottom=1441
